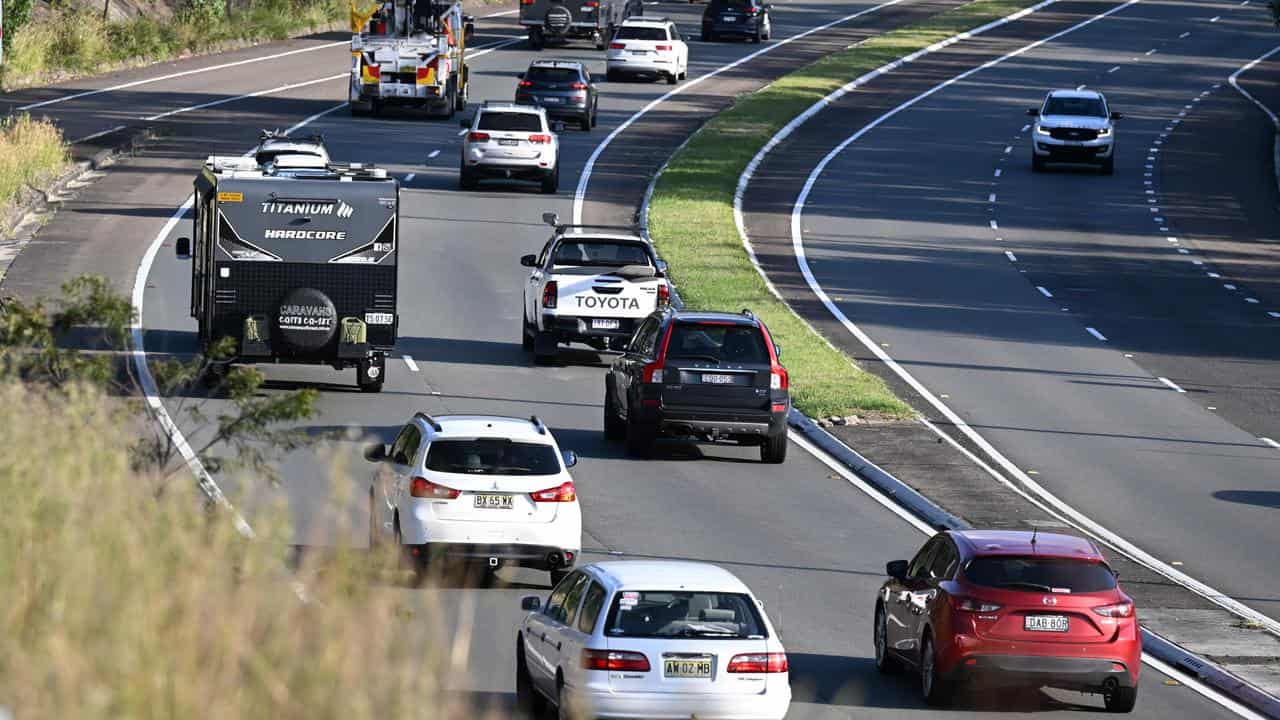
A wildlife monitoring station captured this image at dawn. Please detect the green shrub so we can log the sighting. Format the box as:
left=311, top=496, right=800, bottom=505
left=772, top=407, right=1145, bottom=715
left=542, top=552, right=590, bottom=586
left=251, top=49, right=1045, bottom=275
left=0, top=114, right=70, bottom=218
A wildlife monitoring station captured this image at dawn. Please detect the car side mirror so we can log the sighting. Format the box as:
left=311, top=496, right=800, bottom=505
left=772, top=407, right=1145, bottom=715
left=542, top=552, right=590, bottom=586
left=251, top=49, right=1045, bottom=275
left=1110, top=111, right=1123, bottom=120
left=886, top=559, right=909, bottom=581
left=364, top=443, right=388, bottom=462
left=521, top=596, right=541, bottom=611
left=542, top=211, right=560, bottom=227
left=1026, top=108, right=1039, bottom=116
left=175, top=237, right=191, bottom=258
left=773, top=343, right=781, bottom=358
left=520, top=253, right=538, bottom=267
left=655, top=258, right=668, bottom=274
left=562, top=450, right=578, bottom=468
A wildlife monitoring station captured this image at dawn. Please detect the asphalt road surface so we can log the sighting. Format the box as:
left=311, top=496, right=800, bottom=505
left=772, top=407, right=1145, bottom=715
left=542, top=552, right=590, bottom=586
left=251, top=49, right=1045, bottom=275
left=1, top=0, right=1254, bottom=717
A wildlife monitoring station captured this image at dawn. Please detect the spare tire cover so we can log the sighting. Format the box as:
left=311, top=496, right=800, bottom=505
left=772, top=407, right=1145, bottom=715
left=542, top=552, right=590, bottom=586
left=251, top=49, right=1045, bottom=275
left=275, top=287, right=338, bottom=352
left=544, top=5, right=572, bottom=33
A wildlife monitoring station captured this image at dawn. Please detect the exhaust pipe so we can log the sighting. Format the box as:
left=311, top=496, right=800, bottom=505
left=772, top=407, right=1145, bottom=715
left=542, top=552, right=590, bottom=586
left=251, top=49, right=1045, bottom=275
left=546, top=551, right=565, bottom=569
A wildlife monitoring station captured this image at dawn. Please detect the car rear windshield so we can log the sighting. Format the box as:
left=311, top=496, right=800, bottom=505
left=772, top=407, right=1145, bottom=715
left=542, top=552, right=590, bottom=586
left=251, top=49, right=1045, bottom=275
left=526, top=67, right=581, bottom=84
left=424, top=438, right=560, bottom=476
left=605, top=591, right=767, bottom=639
left=666, top=323, right=769, bottom=364
left=552, top=240, right=651, bottom=267
left=1043, top=97, right=1106, bottom=117
left=709, top=0, right=753, bottom=9
left=615, top=26, right=668, bottom=40
left=477, top=112, right=543, bottom=132
left=964, top=556, right=1117, bottom=593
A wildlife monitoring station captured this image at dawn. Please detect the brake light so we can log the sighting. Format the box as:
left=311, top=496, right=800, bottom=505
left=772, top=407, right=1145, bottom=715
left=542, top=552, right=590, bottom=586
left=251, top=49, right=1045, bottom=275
left=950, top=597, right=1002, bottom=613
left=584, top=0, right=599, bottom=6
left=531, top=481, right=576, bottom=502
left=770, top=366, right=788, bottom=391
left=746, top=6, right=758, bottom=14
left=643, top=321, right=675, bottom=383
left=521, top=0, right=535, bottom=5
left=529, top=134, right=553, bottom=143
left=410, top=477, right=460, bottom=499
left=582, top=649, right=649, bottom=672
left=609, top=42, right=626, bottom=49
left=570, top=82, right=588, bottom=90
left=727, top=653, right=788, bottom=673
left=518, top=80, right=534, bottom=88
left=467, top=131, right=490, bottom=142
left=657, top=282, right=670, bottom=308
left=542, top=281, right=558, bottom=308
left=642, top=363, right=663, bottom=383
left=1093, top=601, right=1134, bottom=618
left=655, top=44, right=672, bottom=51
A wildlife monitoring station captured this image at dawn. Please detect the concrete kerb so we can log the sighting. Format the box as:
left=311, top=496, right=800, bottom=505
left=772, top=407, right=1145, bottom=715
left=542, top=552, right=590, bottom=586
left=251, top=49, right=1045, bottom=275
left=1227, top=44, right=1280, bottom=196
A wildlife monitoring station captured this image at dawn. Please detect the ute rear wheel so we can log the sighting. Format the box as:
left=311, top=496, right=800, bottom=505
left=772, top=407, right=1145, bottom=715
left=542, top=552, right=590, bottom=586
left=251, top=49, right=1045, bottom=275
left=603, top=381, right=626, bottom=441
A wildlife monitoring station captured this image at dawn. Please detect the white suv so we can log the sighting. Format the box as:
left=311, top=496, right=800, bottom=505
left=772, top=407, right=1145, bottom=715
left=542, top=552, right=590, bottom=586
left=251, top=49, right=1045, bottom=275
left=1028, top=89, right=1122, bottom=174
left=459, top=103, right=563, bottom=193
left=606, top=17, right=689, bottom=85
left=366, top=413, right=582, bottom=584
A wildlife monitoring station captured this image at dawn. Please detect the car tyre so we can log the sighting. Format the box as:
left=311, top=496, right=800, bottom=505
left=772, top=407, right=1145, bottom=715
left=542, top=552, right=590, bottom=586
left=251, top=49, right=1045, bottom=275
left=606, top=68, right=619, bottom=82
left=920, top=634, right=953, bottom=707
left=529, top=27, right=544, bottom=50
left=760, top=430, right=787, bottom=463
left=460, top=167, right=479, bottom=190
left=516, top=641, right=544, bottom=717
left=874, top=604, right=902, bottom=674
left=625, top=403, right=656, bottom=457
left=541, top=165, right=559, bottom=194
left=701, top=30, right=711, bottom=41
left=666, top=71, right=677, bottom=85
left=580, top=112, right=592, bottom=131
left=533, top=331, right=559, bottom=364
left=752, top=27, right=762, bottom=43
left=1031, top=153, right=1046, bottom=173
left=591, top=102, right=598, bottom=128
left=522, top=312, right=535, bottom=351
left=604, top=381, right=626, bottom=441
left=1101, top=155, right=1115, bottom=175
left=1104, top=685, right=1137, bottom=713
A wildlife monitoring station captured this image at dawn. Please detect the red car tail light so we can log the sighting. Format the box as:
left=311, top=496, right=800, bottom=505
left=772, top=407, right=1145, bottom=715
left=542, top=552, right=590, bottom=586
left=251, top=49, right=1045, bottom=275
left=520, top=0, right=535, bottom=5
left=570, top=82, right=588, bottom=90
left=746, top=6, right=759, bottom=14
left=727, top=652, right=788, bottom=673
left=542, top=280, right=558, bottom=308
left=410, top=477, right=460, bottom=499
left=518, top=80, right=534, bottom=88
left=657, top=283, right=671, bottom=308
left=531, top=481, right=577, bottom=503
left=642, top=362, right=664, bottom=383
left=582, top=649, right=649, bottom=671
left=1093, top=601, right=1134, bottom=618
left=609, top=42, right=626, bottom=50
left=467, top=131, right=490, bottom=142
left=950, top=596, right=1002, bottom=613
left=655, top=44, right=672, bottom=51
left=584, top=0, right=600, bottom=6
left=529, top=134, right=553, bottom=143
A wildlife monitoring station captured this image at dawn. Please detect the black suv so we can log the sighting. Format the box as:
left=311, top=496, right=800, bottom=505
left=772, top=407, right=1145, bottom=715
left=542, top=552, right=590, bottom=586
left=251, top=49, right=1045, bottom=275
left=701, top=0, right=772, bottom=42
left=515, top=60, right=599, bottom=131
left=603, top=309, right=790, bottom=463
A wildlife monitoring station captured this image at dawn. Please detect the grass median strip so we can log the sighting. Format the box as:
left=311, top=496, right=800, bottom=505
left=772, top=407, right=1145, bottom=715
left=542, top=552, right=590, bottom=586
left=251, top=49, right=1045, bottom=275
left=648, top=0, right=1044, bottom=419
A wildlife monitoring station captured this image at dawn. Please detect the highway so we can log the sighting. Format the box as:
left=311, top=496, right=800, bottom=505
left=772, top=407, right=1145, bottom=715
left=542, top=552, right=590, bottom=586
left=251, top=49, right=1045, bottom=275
left=0, top=0, right=1261, bottom=717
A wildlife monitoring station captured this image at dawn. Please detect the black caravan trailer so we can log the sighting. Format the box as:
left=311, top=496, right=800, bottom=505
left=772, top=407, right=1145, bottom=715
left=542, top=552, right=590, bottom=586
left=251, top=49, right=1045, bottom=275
left=176, top=152, right=400, bottom=392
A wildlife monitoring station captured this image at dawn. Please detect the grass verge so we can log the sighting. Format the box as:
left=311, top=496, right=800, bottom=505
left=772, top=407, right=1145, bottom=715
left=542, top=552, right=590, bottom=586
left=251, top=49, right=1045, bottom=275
left=648, top=0, right=1044, bottom=419
left=0, top=115, right=70, bottom=222
left=1, top=0, right=344, bottom=91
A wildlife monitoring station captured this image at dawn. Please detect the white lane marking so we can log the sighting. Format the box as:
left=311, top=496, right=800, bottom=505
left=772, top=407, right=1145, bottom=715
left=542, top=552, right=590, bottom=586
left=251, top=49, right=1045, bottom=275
left=1003, top=145, right=1013, bottom=153
left=1229, top=43, right=1280, bottom=132
left=1246, top=297, right=1260, bottom=304
left=144, top=74, right=346, bottom=120
left=990, top=219, right=999, bottom=230
left=1210, top=15, right=1221, bottom=22
left=1086, top=326, right=1107, bottom=341
left=481, top=8, right=517, bottom=16
left=1261, top=437, right=1280, bottom=449
left=1224, top=283, right=1237, bottom=290
left=994, top=168, right=1002, bottom=177
left=1140, top=653, right=1268, bottom=720
left=988, top=192, right=996, bottom=203
left=428, top=149, right=441, bottom=159
left=1179, top=31, right=1191, bottom=38
left=1159, top=377, right=1188, bottom=393
left=127, top=101, right=347, bottom=541
left=1177, top=248, right=1190, bottom=254
left=18, top=40, right=350, bottom=111
left=1108, top=65, right=1121, bottom=73
left=1209, top=272, right=1222, bottom=278
left=1193, top=259, right=1204, bottom=265
left=573, top=0, right=914, bottom=224
left=1270, top=311, right=1280, bottom=318
left=1005, top=250, right=1018, bottom=262
left=1021, top=123, right=1031, bottom=132
left=403, top=355, right=420, bottom=372
left=404, top=173, right=416, bottom=183
left=772, top=0, right=1280, bottom=655
left=1036, top=285, right=1053, bottom=298
left=72, top=124, right=128, bottom=144
left=1145, top=48, right=1157, bottom=55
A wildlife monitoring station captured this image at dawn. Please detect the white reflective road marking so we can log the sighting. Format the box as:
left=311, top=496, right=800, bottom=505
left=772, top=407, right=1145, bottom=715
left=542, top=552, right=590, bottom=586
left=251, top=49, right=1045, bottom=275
left=1036, top=286, right=1053, bottom=298
left=403, top=355, right=420, bottom=372
left=1158, top=377, right=1187, bottom=393
left=1086, top=327, right=1107, bottom=341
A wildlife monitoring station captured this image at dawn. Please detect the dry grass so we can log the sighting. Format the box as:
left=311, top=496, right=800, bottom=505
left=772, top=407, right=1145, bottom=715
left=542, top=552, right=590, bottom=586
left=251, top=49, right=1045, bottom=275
left=0, top=381, right=466, bottom=719
left=0, top=115, right=70, bottom=218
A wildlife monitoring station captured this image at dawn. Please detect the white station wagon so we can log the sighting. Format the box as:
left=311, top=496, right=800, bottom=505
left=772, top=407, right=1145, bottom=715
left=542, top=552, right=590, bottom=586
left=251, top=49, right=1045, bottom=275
left=516, top=561, right=792, bottom=720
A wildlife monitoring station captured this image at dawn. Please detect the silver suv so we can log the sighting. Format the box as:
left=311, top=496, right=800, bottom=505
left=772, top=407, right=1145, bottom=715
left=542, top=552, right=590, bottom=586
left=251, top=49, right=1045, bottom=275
left=459, top=103, right=563, bottom=193
left=1027, top=89, right=1122, bottom=175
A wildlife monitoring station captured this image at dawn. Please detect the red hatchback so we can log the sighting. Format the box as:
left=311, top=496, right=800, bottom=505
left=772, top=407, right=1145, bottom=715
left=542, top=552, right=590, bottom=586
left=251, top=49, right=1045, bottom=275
left=874, top=529, right=1141, bottom=713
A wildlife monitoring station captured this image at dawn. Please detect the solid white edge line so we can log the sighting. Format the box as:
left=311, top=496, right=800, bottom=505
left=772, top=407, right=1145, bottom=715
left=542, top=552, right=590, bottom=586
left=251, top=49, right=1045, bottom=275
left=72, top=124, right=128, bottom=144
left=794, top=431, right=1269, bottom=720
left=758, top=0, right=1280, bottom=664
left=572, top=0, right=911, bottom=225
left=403, top=355, right=420, bottom=372
left=404, top=173, right=417, bottom=183
left=1005, top=250, right=1017, bottom=262
left=1261, top=437, right=1280, bottom=449
left=1036, top=285, right=1053, bottom=298
left=1159, top=376, right=1188, bottom=393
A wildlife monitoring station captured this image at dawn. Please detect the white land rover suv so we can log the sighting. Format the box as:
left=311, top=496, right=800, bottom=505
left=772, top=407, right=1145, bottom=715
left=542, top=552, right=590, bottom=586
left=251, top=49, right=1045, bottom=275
left=459, top=102, right=564, bottom=193
left=1028, top=89, right=1122, bottom=174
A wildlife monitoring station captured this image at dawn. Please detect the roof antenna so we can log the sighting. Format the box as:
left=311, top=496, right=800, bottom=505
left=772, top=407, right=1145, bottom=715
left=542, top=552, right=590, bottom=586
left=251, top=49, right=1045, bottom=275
left=1030, top=525, right=1039, bottom=548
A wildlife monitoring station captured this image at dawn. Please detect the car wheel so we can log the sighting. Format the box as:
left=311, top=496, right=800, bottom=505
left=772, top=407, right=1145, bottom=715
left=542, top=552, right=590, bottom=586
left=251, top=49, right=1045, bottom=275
left=556, top=680, right=572, bottom=720
left=522, top=311, right=535, bottom=351
left=580, top=112, right=591, bottom=132
left=1101, top=155, right=1115, bottom=175
left=1031, top=153, right=1046, bottom=173
left=516, top=641, right=544, bottom=717
left=533, top=331, right=559, bottom=364
left=460, top=167, right=478, bottom=190
left=700, top=30, right=710, bottom=41
left=760, top=430, right=787, bottom=463
left=752, top=27, right=762, bottom=43
left=920, top=634, right=952, bottom=706
left=625, top=403, right=656, bottom=457
left=874, top=604, right=902, bottom=674
left=591, top=103, right=598, bottom=128
left=607, top=68, right=619, bottom=82
left=540, top=165, right=559, bottom=194
left=604, top=380, right=626, bottom=441
left=666, top=71, right=678, bottom=85
left=1104, top=685, right=1137, bottom=713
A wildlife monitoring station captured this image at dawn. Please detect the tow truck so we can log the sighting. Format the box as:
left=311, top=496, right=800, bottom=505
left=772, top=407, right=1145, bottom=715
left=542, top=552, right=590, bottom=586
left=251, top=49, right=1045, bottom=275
left=350, top=0, right=474, bottom=117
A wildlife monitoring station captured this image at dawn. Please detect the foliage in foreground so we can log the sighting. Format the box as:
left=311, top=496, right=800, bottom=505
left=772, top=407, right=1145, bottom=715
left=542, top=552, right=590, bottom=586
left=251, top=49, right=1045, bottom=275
left=0, top=381, right=465, bottom=719
left=649, top=0, right=1044, bottom=418
left=0, top=114, right=70, bottom=222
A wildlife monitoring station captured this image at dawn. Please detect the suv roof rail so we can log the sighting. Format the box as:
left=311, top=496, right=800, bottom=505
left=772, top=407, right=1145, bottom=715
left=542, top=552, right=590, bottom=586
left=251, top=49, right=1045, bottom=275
left=414, top=412, right=443, bottom=432
left=529, top=415, right=547, bottom=435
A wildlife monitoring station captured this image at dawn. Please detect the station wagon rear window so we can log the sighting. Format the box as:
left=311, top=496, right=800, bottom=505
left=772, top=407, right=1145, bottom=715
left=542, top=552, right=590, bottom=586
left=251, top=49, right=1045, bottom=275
left=552, top=241, right=651, bottom=267
left=615, top=26, right=668, bottom=40
left=667, top=324, right=769, bottom=364
left=605, top=591, right=767, bottom=638
left=527, top=67, right=581, bottom=83
left=477, top=112, right=543, bottom=132
left=424, top=438, right=560, bottom=475
left=963, top=556, right=1117, bottom=593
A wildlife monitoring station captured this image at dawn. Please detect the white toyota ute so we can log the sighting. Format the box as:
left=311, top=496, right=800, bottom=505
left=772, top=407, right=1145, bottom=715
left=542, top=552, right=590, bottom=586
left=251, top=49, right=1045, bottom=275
left=521, top=212, right=671, bottom=363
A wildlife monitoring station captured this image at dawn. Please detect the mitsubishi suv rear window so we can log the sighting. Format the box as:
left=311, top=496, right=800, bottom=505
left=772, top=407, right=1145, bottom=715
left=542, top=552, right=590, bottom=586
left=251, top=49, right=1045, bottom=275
left=477, top=112, right=544, bottom=132
left=605, top=591, right=767, bottom=638
left=425, top=438, right=560, bottom=475
left=667, top=324, right=769, bottom=364
left=964, top=556, right=1117, bottom=593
